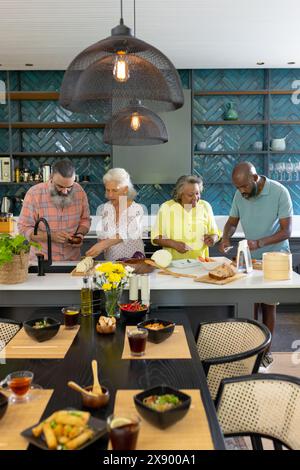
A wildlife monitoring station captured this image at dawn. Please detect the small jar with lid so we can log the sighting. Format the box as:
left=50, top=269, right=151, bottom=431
left=0, top=213, right=14, bottom=233
left=23, top=168, right=30, bottom=182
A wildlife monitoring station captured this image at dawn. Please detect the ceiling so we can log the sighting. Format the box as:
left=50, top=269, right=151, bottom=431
left=1, top=0, right=300, bottom=70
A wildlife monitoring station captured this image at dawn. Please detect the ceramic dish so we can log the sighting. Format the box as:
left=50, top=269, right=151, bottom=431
left=171, top=259, right=200, bottom=269
left=134, top=385, right=191, bottom=429
left=199, top=257, right=232, bottom=272
left=23, top=317, right=60, bottom=342
left=21, top=415, right=107, bottom=450
left=137, top=319, right=175, bottom=343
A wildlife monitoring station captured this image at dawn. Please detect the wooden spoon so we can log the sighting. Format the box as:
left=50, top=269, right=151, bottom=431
left=67, top=381, right=98, bottom=397
left=144, top=259, right=198, bottom=279
left=91, top=360, right=103, bottom=395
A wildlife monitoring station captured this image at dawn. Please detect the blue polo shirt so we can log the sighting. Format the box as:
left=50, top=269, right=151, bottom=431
left=230, top=177, right=293, bottom=259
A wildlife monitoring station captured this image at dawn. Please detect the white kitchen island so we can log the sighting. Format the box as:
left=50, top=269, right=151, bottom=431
left=1, top=265, right=300, bottom=319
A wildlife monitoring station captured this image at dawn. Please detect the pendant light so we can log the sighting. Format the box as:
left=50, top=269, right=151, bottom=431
left=59, top=0, right=184, bottom=117
left=103, top=101, right=168, bottom=146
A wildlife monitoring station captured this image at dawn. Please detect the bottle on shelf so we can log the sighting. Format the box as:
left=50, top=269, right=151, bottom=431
left=14, top=167, right=20, bottom=183
left=80, top=276, right=93, bottom=316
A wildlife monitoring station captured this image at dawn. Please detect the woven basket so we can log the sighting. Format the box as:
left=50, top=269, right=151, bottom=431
left=0, top=252, right=29, bottom=284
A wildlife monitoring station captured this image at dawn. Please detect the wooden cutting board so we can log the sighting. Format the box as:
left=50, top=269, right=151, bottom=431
left=70, top=266, right=95, bottom=277
left=194, top=273, right=246, bottom=285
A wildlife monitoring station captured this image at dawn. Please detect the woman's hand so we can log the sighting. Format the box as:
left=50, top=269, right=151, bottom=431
left=171, top=241, right=193, bottom=253
left=85, top=242, right=104, bottom=258
left=203, top=234, right=219, bottom=247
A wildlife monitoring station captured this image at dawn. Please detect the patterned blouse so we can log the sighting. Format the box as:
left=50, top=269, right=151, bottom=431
left=96, top=201, right=145, bottom=260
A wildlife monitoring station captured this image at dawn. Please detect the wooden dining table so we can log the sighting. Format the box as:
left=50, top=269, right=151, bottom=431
left=0, top=308, right=225, bottom=451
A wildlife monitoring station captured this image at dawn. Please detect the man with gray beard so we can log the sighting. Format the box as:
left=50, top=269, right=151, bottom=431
left=18, top=159, right=91, bottom=261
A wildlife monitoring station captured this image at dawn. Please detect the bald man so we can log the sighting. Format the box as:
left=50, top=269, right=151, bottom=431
left=219, top=162, right=293, bottom=367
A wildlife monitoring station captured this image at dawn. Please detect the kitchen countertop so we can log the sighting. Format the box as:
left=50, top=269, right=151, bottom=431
left=1, top=261, right=300, bottom=319
left=2, top=264, right=300, bottom=291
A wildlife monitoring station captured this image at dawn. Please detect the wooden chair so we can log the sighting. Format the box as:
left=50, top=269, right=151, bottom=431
left=196, top=319, right=271, bottom=401
left=0, top=318, right=22, bottom=350
left=216, top=374, right=300, bottom=450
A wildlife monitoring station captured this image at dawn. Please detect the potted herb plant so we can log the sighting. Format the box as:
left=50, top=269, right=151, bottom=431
left=0, top=234, right=40, bottom=284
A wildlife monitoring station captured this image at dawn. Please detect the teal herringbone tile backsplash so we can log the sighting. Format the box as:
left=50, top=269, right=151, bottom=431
left=2, top=69, right=300, bottom=215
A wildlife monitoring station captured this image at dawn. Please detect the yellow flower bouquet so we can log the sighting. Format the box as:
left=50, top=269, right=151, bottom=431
left=94, top=262, right=134, bottom=318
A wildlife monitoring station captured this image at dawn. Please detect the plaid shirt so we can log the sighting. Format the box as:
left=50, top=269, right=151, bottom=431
left=18, top=181, right=91, bottom=261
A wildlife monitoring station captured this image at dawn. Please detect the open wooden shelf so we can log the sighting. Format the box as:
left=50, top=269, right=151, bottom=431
left=194, top=150, right=268, bottom=155
left=8, top=91, right=60, bottom=100
left=0, top=122, right=105, bottom=129
left=12, top=152, right=110, bottom=157
left=193, top=120, right=267, bottom=126
left=194, top=90, right=298, bottom=96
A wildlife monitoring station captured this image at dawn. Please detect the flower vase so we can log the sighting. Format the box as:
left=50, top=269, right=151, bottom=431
left=104, top=289, right=122, bottom=319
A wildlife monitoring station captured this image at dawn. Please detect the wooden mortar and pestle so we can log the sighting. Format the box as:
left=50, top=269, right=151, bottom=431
left=67, top=360, right=109, bottom=408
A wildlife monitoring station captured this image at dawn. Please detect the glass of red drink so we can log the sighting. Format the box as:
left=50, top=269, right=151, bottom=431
left=62, top=306, right=80, bottom=329
left=4, top=371, right=34, bottom=403
left=127, top=328, right=148, bottom=356
left=107, top=414, right=141, bottom=450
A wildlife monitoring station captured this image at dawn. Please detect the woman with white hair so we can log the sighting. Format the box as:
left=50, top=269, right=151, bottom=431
left=86, top=168, right=145, bottom=260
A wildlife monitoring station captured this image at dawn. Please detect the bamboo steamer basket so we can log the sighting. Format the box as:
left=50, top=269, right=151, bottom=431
left=263, top=252, right=292, bottom=281
left=0, top=252, right=29, bottom=284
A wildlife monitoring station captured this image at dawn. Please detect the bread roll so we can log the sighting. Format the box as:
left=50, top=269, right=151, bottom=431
left=75, top=257, right=94, bottom=273
left=209, top=263, right=236, bottom=280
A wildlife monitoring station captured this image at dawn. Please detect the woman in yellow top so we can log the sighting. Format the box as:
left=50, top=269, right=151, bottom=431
left=151, top=175, right=221, bottom=260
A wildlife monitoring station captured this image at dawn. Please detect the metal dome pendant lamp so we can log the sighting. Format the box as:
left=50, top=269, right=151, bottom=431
left=59, top=0, right=184, bottom=117
left=103, top=101, right=168, bottom=146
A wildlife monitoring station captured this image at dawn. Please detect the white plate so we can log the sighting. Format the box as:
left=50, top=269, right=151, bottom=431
left=171, top=259, right=201, bottom=269
left=199, top=257, right=232, bottom=271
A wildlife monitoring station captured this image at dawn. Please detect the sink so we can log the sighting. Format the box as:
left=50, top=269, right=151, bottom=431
left=28, top=265, right=75, bottom=274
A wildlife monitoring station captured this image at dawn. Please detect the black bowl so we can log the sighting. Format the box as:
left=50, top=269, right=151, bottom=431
left=134, top=385, right=191, bottom=429
left=0, top=392, right=8, bottom=420
left=23, top=317, right=60, bottom=343
left=137, top=318, right=175, bottom=343
left=120, top=304, right=148, bottom=321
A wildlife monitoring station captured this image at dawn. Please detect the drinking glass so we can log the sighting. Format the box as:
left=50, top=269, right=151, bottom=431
left=269, top=162, right=274, bottom=179
left=285, top=161, right=294, bottom=181
left=62, top=306, right=80, bottom=329
left=107, top=414, right=141, bottom=450
left=294, top=161, right=300, bottom=181
left=275, top=162, right=285, bottom=181
left=1, top=371, right=34, bottom=403
left=127, top=328, right=148, bottom=356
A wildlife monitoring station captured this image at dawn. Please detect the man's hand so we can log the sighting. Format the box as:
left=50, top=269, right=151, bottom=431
left=218, top=238, right=231, bottom=254
left=67, top=233, right=84, bottom=247
left=247, top=240, right=259, bottom=251
left=171, top=241, right=193, bottom=254
left=203, top=234, right=218, bottom=247
left=52, top=231, right=71, bottom=244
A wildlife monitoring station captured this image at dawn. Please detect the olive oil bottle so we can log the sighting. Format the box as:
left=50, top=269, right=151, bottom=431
left=80, top=276, right=92, bottom=316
